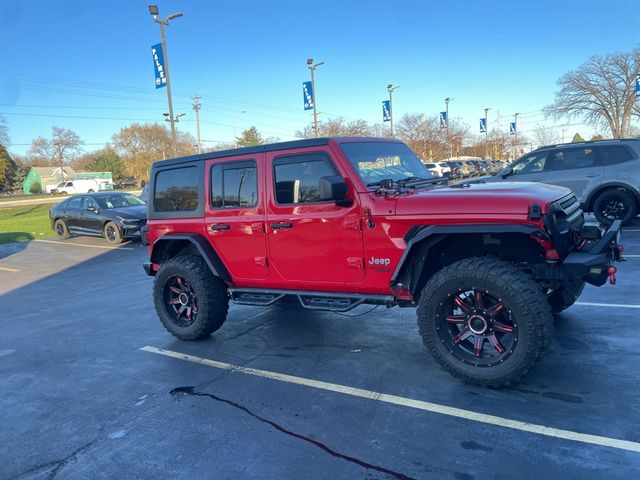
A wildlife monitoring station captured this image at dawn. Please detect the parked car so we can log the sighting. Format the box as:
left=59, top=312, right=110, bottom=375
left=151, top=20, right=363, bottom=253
left=474, top=139, right=640, bottom=224
left=114, top=177, right=138, bottom=190
left=50, top=192, right=148, bottom=244
left=424, top=162, right=451, bottom=178
left=143, top=137, right=622, bottom=388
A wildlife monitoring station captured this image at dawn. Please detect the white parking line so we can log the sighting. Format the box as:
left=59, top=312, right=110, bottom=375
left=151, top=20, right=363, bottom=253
left=575, top=302, right=640, bottom=309
left=0, top=266, right=20, bottom=272
left=141, top=345, right=640, bottom=454
left=34, top=239, right=134, bottom=251
left=623, top=254, right=640, bottom=258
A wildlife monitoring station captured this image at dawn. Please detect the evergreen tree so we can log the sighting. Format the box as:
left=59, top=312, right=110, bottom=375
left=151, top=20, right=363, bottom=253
left=235, top=127, right=263, bottom=147
left=572, top=132, right=585, bottom=143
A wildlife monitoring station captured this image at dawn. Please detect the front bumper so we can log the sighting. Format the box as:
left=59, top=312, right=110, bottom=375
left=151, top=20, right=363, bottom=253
left=563, top=220, right=623, bottom=286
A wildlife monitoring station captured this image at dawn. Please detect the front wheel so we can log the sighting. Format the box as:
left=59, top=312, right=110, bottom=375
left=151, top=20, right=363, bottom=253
left=417, top=257, right=553, bottom=388
left=104, top=221, right=123, bottom=244
left=153, top=255, right=229, bottom=340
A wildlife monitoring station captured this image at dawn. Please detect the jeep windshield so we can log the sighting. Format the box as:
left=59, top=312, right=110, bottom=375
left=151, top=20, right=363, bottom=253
left=339, top=141, right=434, bottom=188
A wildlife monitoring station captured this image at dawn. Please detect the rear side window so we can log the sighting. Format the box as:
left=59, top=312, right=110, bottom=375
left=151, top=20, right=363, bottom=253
left=154, top=167, right=199, bottom=212
left=598, top=145, right=635, bottom=165
left=67, top=197, right=82, bottom=208
left=273, top=153, right=338, bottom=204
left=211, top=160, right=258, bottom=209
left=551, top=147, right=597, bottom=170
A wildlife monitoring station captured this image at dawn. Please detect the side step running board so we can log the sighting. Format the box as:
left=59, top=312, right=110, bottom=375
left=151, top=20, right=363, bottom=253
left=229, top=288, right=395, bottom=313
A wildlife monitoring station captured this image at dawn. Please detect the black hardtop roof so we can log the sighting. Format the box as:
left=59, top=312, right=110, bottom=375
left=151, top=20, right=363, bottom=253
left=151, top=136, right=402, bottom=169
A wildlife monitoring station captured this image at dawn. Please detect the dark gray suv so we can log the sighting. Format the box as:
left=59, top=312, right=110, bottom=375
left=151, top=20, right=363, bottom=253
left=478, top=139, right=640, bottom=224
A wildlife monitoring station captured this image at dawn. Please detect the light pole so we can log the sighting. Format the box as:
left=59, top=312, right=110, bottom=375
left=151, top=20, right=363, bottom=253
left=514, top=112, right=520, bottom=159
left=484, top=108, right=490, bottom=159
left=387, top=84, right=399, bottom=137
left=445, top=97, right=453, bottom=158
left=233, top=110, right=246, bottom=148
left=307, top=58, right=324, bottom=138
left=148, top=5, right=183, bottom=143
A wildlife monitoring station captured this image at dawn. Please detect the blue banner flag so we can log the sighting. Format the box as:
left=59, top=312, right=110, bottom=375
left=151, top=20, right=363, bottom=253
left=636, top=76, right=640, bottom=98
left=151, top=43, right=166, bottom=89
left=510, top=122, right=516, bottom=135
left=480, top=118, right=487, bottom=133
left=382, top=100, right=391, bottom=122
left=303, top=81, right=314, bottom=110
left=439, top=111, right=447, bottom=128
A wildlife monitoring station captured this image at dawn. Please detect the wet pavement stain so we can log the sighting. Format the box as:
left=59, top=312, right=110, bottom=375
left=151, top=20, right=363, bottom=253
left=460, top=440, right=493, bottom=453
left=541, top=392, right=584, bottom=403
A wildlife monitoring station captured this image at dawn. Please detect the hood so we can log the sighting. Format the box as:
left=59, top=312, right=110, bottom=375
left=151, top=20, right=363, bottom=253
left=395, top=182, right=571, bottom=216
left=107, top=205, right=148, bottom=219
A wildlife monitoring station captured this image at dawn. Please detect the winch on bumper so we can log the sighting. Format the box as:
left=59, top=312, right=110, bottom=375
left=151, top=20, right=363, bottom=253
left=563, top=220, right=623, bottom=286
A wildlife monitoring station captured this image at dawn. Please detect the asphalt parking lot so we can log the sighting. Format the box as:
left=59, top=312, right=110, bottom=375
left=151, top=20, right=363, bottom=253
left=1, top=222, right=640, bottom=480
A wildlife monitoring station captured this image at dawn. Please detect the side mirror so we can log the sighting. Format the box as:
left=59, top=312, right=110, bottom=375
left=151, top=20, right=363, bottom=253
left=319, top=175, right=351, bottom=206
left=87, top=206, right=99, bottom=213
left=500, top=167, right=513, bottom=179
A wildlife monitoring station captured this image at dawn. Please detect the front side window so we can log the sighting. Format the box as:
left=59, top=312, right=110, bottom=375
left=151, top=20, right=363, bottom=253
left=154, top=167, right=199, bottom=212
left=511, top=152, right=548, bottom=175
left=273, top=153, right=339, bottom=204
left=551, top=148, right=596, bottom=170
left=95, top=194, right=145, bottom=209
left=340, top=141, right=432, bottom=186
left=82, top=197, right=99, bottom=209
left=211, top=160, right=258, bottom=209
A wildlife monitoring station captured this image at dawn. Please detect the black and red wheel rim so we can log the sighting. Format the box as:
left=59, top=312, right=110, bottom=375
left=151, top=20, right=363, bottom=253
left=162, top=275, right=198, bottom=327
left=435, top=288, right=518, bottom=367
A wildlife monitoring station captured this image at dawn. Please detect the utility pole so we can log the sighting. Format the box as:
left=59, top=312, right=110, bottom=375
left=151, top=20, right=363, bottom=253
left=562, top=125, right=567, bottom=143
left=192, top=95, right=202, bottom=153
left=307, top=58, right=324, bottom=137
left=484, top=107, right=490, bottom=159
left=233, top=110, right=246, bottom=148
left=148, top=5, right=183, bottom=143
left=387, top=84, right=399, bottom=137
left=445, top=97, right=453, bottom=158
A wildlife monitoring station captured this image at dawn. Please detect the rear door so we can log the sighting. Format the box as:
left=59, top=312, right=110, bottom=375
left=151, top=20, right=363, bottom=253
left=265, top=149, right=364, bottom=285
left=543, top=146, right=603, bottom=201
left=204, top=155, right=268, bottom=280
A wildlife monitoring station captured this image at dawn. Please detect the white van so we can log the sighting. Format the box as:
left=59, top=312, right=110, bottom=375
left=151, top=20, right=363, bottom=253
left=50, top=179, right=102, bottom=195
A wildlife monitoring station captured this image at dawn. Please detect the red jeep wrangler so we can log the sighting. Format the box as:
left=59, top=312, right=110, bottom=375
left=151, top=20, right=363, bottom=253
left=144, top=137, right=622, bottom=387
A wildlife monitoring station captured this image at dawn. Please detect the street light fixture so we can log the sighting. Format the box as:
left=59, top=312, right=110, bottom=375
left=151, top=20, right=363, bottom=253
left=307, top=58, right=324, bottom=138
left=148, top=4, right=183, bottom=144
left=387, top=84, right=399, bottom=137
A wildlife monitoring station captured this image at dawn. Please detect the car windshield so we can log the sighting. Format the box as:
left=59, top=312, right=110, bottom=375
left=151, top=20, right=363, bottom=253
left=339, top=141, right=433, bottom=186
left=95, top=194, right=145, bottom=209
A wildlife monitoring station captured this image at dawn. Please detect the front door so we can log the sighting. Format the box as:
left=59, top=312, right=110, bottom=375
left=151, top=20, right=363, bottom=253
left=81, top=196, right=103, bottom=234
left=205, top=155, right=268, bottom=280
left=265, top=149, right=364, bottom=285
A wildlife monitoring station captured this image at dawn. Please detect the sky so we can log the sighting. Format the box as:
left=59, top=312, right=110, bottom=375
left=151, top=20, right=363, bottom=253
left=1, top=0, right=638, bottom=156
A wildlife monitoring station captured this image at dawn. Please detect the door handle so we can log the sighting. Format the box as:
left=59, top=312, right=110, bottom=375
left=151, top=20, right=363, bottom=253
left=271, top=222, right=293, bottom=229
left=209, top=224, right=230, bottom=231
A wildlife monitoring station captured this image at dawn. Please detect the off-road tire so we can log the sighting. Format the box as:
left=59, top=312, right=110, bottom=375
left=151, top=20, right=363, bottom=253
left=593, top=189, right=638, bottom=226
left=54, top=219, right=71, bottom=239
left=547, top=276, right=585, bottom=314
left=417, top=257, right=553, bottom=388
left=153, top=255, right=229, bottom=340
left=104, top=221, right=123, bottom=244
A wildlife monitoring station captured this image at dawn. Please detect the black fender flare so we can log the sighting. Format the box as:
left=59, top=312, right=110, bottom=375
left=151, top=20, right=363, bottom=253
left=584, top=182, right=640, bottom=211
left=150, top=234, right=231, bottom=282
left=390, top=224, right=549, bottom=295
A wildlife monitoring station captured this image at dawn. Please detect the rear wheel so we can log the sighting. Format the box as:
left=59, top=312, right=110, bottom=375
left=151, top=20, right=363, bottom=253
left=593, top=189, right=637, bottom=225
left=54, top=219, right=70, bottom=239
left=153, top=255, right=229, bottom=340
left=417, top=257, right=553, bottom=388
left=104, top=221, right=122, bottom=244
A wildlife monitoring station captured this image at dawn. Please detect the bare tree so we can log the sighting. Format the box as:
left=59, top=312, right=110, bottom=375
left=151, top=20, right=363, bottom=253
left=533, top=125, right=561, bottom=148
left=27, top=127, right=84, bottom=172
left=296, top=117, right=372, bottom=139
left=545, top=49, right=640, bottom=138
